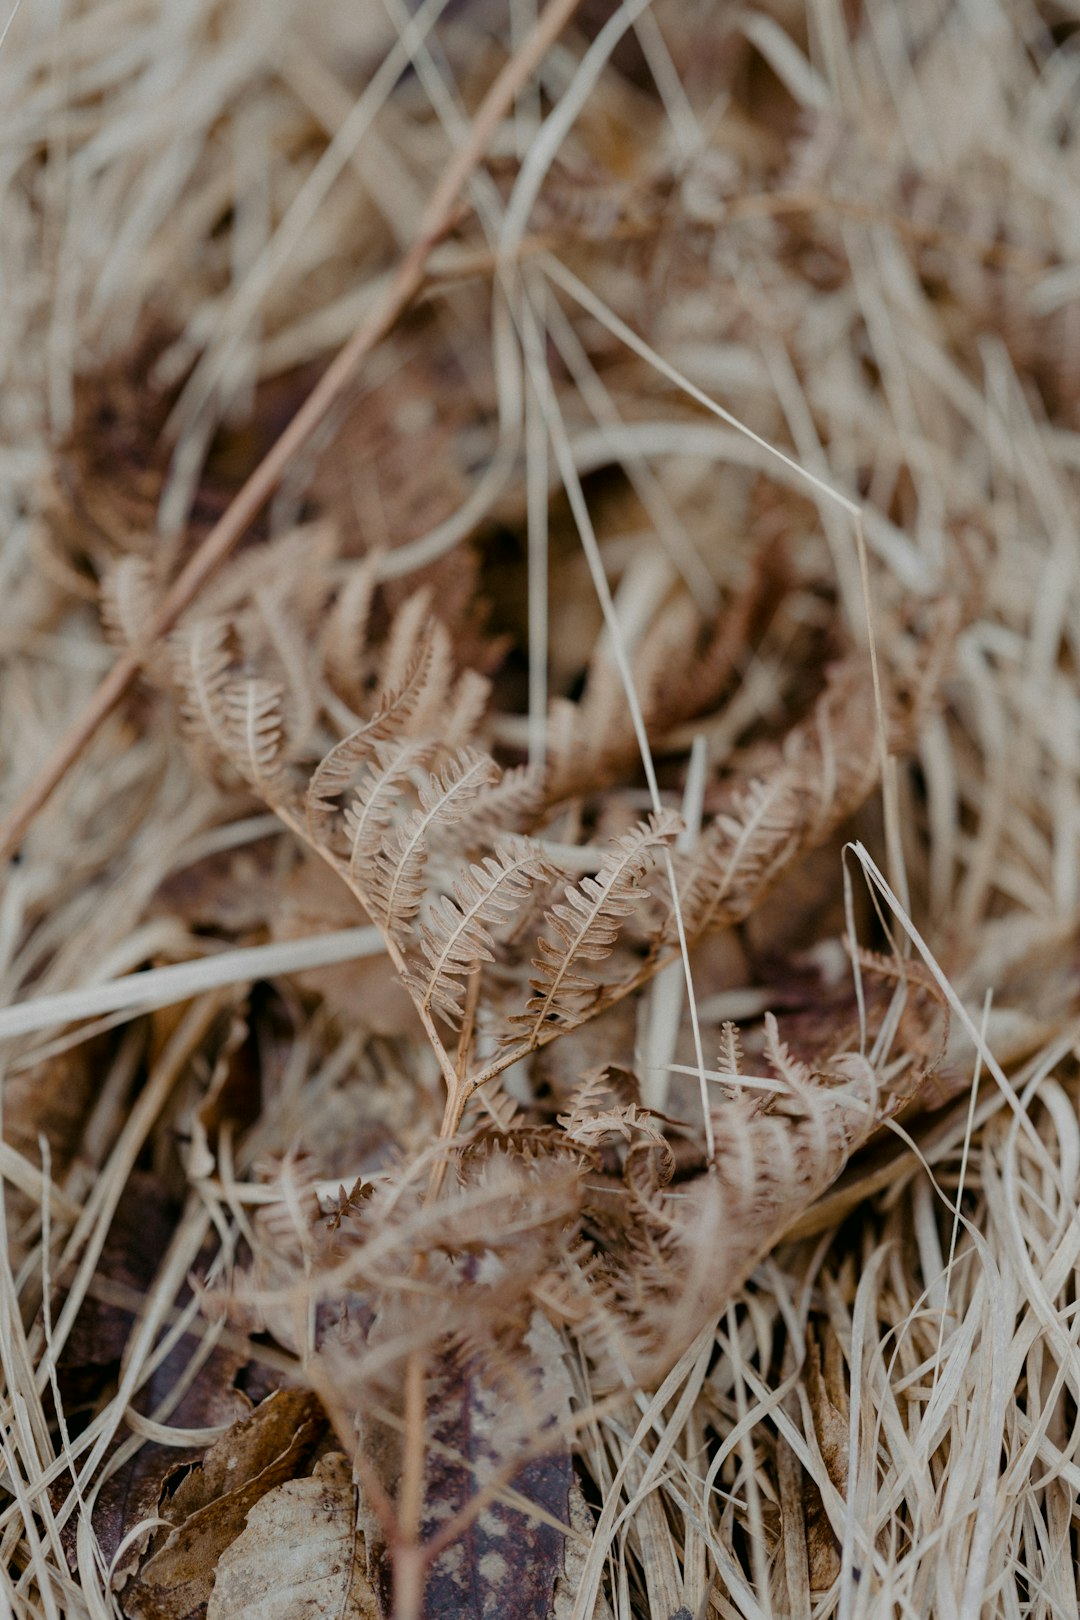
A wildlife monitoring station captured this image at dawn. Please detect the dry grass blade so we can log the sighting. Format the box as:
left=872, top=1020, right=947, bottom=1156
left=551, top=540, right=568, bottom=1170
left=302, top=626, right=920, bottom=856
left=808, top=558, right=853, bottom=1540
left=5, top=0, right=1080, bottom=1616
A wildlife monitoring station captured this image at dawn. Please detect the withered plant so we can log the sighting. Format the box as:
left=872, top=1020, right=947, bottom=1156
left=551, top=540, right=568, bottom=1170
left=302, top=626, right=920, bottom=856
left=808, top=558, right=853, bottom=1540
left=3, top=2, right=1080, bottom=1618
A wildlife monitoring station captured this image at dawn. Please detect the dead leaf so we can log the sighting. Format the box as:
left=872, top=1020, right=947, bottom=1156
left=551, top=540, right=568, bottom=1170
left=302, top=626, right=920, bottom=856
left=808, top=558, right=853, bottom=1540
left=53, top=1172, right=251, bottom=1585
left=183, top=1004, right=260, bottom=1181
left=206, top=1453, right=378, bottom=1619
left=124, top=1388, right=325, bottom=1620
left=803, top=1327, right=849, bottom=1591
left=96, top=1337, right=252, bottom=1590
left=550, top=1475, right=613, bottom=1620
left=414, top=1318, right=577, bottom=1620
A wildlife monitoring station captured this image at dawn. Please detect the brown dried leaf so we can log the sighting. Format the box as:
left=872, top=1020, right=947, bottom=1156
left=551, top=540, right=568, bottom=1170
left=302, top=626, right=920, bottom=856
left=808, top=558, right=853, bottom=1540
left=414, top=1320, right=576, bottom=1620
left=95, top=1339, right=252, bottom=1591
left=53, top=1172, right=251, bottom=1584
left=124, top=1389, right=325, bottom=1620
left=804, top=1329, right=849, bottom=1591
left=206, top=1453, right=378, bottom=1620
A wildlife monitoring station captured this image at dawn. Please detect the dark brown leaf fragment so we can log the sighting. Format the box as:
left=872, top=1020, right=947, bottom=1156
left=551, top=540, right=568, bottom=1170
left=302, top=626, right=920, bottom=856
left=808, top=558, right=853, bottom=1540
left=123, top=1389, right=325, bottom=1620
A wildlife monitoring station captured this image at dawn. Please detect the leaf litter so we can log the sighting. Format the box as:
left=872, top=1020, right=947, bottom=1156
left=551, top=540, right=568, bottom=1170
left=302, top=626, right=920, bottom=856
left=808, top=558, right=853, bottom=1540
left=2, top=0, right=1080, bottom=1617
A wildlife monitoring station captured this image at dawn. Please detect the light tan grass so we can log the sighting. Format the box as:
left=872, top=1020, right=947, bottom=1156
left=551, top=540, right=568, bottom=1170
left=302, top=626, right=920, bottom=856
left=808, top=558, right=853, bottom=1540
left=2, top=0, right=1080, bottom=1616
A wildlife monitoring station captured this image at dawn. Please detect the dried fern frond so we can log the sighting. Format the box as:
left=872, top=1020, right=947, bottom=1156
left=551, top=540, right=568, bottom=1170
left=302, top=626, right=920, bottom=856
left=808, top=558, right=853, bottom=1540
left=340, top=738, right=439, bottom=890
left=597, top=1050, right=885, bottom=1387
left=304, top=633, right=439, bottom=842
left=221, top=677, right=290, bottom=796
left=99, top=555, right=160, bottom=655
left=441, top=763, right=546, bottom=851
left=507, top=810, right=681, bottom=1043
left=322, top=553, right=381, bottom=708
left=677, top=656, right=884, bottom=940
left=679, top=770, right=804, bottom=940
left=171, top=615, right=235, bottom=766
left=406, top=839, right=556, bottom=1025
left=362, top=748, right=500, bottom=939
left=440, top=665, right=492, bottom=749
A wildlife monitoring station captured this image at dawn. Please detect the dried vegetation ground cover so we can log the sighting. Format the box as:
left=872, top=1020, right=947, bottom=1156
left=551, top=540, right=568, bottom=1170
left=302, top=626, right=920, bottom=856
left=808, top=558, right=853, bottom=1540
left=2, top=0, right=1080, bottom=1615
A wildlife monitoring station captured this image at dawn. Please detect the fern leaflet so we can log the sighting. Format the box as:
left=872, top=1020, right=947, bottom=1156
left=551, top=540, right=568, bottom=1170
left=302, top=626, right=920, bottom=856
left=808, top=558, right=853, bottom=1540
left=406, top=840, right=554, bottom=1023
left=509, top=810, right=680, bottom=1043
left=343, top=740, right=437, bottom=886
left=305, top=636, right=437, bottom=841
left=222, top=678, right=287, bottom=793
left=172, top=616, right=233, bottom=756
left=365, top=749, right=499, bottom=937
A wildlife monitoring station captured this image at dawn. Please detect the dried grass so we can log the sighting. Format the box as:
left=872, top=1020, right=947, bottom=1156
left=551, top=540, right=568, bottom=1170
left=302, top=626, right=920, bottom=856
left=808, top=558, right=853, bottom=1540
left=2, top=0, right=1080, bottom=1615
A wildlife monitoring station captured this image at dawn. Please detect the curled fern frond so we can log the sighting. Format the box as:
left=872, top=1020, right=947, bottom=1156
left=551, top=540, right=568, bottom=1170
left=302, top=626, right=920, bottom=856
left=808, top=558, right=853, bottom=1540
left=406, top=840, right=555, bottom=1023
left=508, top=810, right=681, bottom=1043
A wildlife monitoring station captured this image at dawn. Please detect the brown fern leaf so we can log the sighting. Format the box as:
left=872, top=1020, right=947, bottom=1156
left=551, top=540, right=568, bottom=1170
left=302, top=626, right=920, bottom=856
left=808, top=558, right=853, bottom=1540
left=252, top=583, right=320, bottom=752
left=222, top=678, right=288, bottom=795
left=381, top=584, right=435, bottom=694
left=363, top=749, right=500, bottom=937
left=605, top=1055, right=886, bottom=1388
left=557, top=1068, right=623, bottom=1136
left=342, top=739, right=439, bottom=887
left=636, top=596, right=702, bottom=724
left=508, top=810, right=681, bottom=1044
left=474, top=1085, right=521, bottom=1134
left=717, top=1020, right=744, bottom=1079
left=788, top=657, right=883, bottom=842
left=322, top=552, right=380, bottom=706
left=406, top=840, right=556, bottom=1024
left=542, top=666, right=633, bottom=804
left=304, top=635, right=437, bottom=843
left=677, top=769, right=803, bottom=939
left=171, top=616, right=233, bottom=759
left=441, top=667, right=492, bottom=749
left=562, top=1098, right=662, bottom=1156
left=440, top=765, right=546, bottom=852
left=760, top=1009, right=816, bottom=1094
left=675, top=656, right=886, bottom=941
left=622, top=1130, right=678, bottom=1234
left=403, top=619, right=455, bottom=737
left=99, top=556, right=158, bottom=653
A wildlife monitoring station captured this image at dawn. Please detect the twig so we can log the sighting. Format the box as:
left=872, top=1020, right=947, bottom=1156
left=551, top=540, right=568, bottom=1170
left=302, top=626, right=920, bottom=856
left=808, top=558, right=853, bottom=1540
left=0, top=0, right=583, bottom=866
